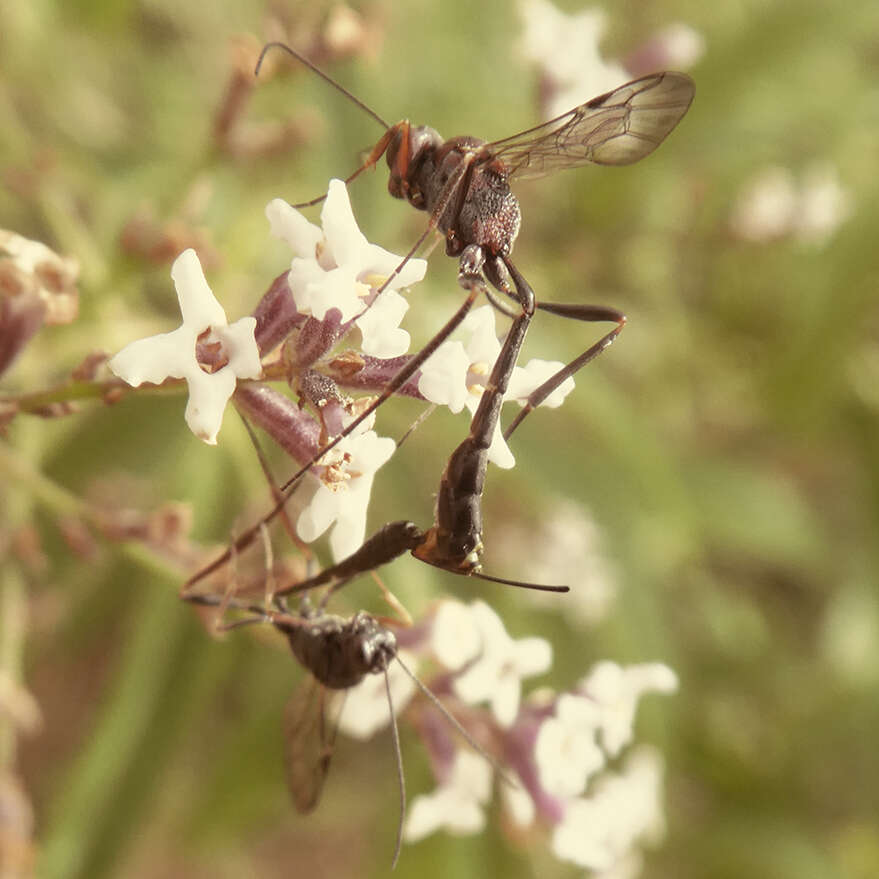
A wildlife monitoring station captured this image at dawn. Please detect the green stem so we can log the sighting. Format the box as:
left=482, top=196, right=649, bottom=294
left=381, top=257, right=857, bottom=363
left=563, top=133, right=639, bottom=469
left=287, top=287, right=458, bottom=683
left=0, top=440, right=184, bottom=585
left=0, top=564, right=28, bottom=769
left=1, top=378, right=184, bottom=415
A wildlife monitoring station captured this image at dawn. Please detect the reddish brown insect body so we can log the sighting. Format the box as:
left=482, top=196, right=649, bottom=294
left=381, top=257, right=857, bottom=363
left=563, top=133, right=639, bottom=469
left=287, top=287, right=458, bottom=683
left=183, top=49, right=694, bottom=594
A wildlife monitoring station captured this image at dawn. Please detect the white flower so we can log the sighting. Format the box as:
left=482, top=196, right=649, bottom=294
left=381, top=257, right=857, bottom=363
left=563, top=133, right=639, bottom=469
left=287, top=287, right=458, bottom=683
left=108, top=248, right=261, bottom=445
left=418, top=306, right=575, bottom=469
left=551, top=747, right=667, bottom=871
left=353, top=287, right=411, bottom=357
left=266, top=180, right=427, bottom=356
left=535, top=693, right=605, bottom=797
left=794, top=162, right=853, bottom=244
left=0, top=229, right=79, bottom=323
left=403, top=749, right=493, bottom=842
left=730, top=163, right=852, bottom=245
left=519, top=0, right=628, bottom=119
left=430, top=600, right=483, bottom=670
left=500, top=770, right=537, bottom=828
left=499, top=499, right=617, bottom=624
left=729, top=166, right=798, bottom=243
left=295, top=425, right=396, bottom=561
left=579, top=661, right=678, bottom=758
left=450, top=601, right=552, bottom=727
left=336, top=650, right=417, bottom=740
left=647, top=23, right=706, bottom=69
left=506, top=357, right=575, bottom=410
left=416, top=340, right=471, bottom=414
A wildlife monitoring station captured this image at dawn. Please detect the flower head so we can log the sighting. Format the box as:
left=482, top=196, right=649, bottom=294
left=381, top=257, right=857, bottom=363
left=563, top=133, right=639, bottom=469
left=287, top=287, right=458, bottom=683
left=418, top=306, right=575, bottom=469
left=404, top=749, right=494, bottom=842
left=1, top=230, right=79, bottom=378
left=535, top=693, right=605, bottom=798
left=295, top=420, right=396, bottom=561
left=519, top=0, right=628, bottom=119
left=550, top=747, right=667, bottom=871
left=438, top=600, right=553, bottom=728
left=267, top=180, right=427, bottom=357
left=579, top=661, right=679, bottom=757
left=336, top=650, right=418, bottom=740
left=109, top=248, right=261, bottom=444
left=730, top=162, right=852, bottom=245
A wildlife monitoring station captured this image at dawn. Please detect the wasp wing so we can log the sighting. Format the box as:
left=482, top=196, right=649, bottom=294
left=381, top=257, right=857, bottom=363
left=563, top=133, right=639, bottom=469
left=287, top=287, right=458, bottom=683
left=282, top=678, right=339, bottom=813
left=488, top=72, right=694, bottom=179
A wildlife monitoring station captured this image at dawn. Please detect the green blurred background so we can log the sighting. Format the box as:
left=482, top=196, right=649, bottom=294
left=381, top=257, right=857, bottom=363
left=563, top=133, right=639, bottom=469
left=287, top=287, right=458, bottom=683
left=2, top=0, right=878, bottom=877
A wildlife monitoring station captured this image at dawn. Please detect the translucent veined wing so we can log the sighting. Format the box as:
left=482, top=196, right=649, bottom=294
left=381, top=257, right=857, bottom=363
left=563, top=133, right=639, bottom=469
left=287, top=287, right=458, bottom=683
left=487, top=72, right=694, bottom=179
left=283, top=678, right=340, bottom=813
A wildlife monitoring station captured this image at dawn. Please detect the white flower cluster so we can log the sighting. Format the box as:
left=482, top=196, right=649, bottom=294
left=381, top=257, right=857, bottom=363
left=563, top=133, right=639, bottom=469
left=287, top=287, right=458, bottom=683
left=265, top=178, right=426, bottom=356
left=109, top=250, right=262, bottom=445
left=418, top=305, right=576, bottom=468
left=327, top=598, right=677, bottom=873
left=730, top=163, right=852, bottom=245
left=519, top=0, right=704, bottom=119
left=109, top=180, right=576, bottom=559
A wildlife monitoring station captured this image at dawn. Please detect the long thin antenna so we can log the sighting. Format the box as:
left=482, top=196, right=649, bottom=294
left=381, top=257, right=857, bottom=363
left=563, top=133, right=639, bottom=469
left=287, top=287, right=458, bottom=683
left=470, top=569, right=570, bottom=593
left=394, top=655, right=518, bottom=790
left=255, top=41, right=391, bottom=131
left=384, top=670, right=406, bottom=870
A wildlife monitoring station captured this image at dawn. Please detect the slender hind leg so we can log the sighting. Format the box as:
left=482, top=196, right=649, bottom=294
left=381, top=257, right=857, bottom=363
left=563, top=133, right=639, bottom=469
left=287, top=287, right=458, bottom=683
left=503, top=302, right=626, bottom=440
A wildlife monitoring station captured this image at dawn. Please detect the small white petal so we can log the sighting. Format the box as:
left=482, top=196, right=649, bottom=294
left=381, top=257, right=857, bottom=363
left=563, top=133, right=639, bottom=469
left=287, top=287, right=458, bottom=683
left=404, top=792, right=450, bottom=842
left=108, top=325, right=196, bottom=386
left=651, top=23, right=706, bottom=69
left=109, top=249, right=261, bottom=445
left=552, top=797, right=616, bottom=870
left=321, top=179, right=427, bottom=288
left=580, top=661, right=678, bottom=757
left=536, top=694, right=605, bottom=798
left=431, top=601, right=482, bottom=670
left=418, top=340, right=471, bottom=413
left=462, top=305, right=501, bottom=365
left=171, top=249, right=227, bottom=329
left=296, top=479, right=340, bottom=544
left=450, top=601, right=551, bottom=727
left=507, top=358, right=575, bottom=408
left=320, top=178, right=371, bottom=266
left=296, top=431, right=396, bottom=561
left=730, top=167, right=798, bottom=242
left=512, top=636, right=553, bottom=677
left=265, top=198, right=322, bottom=257
left=355, top=288, right=411, bottom=357
left=502, top=772, right=537, bottom=827
left=404, top=750, right=492, bottom=842
left=491, top=674, right=523, bottom=727
left=217, top=316, right=262, bottom=379
left=464, top=394, right=516, bottom=469
left=184, top=368, right=237, bottom=445
left=303, top=266, right=366, bottom=322
left=551, top=747, right=667, bottom=870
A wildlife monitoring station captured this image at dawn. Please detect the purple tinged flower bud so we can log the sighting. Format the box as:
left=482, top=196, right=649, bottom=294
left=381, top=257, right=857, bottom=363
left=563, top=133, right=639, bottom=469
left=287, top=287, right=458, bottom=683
left=233, top=383, right=321, bottom=466
left=250, top=270, right=308, bottom=356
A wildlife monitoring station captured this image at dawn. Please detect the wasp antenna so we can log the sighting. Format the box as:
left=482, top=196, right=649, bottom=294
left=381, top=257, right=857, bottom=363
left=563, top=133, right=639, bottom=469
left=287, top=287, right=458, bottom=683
left=383, top=669, right=406, bottom=870
left=255, top=41, right=391, bottom=131
left=471, top=570, right=569, bottom=593
left=394, top=655, right=519, bottom=790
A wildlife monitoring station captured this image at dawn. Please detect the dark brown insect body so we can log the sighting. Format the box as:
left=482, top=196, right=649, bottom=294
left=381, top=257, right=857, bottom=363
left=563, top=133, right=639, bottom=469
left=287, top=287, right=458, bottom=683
left=279, top=606, right=397, bottom=689
left=183, top=51, right=694, bottom=594
left=182, top=591, right=500, bottom=866
left=387, top=129, right=523, bottom=263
